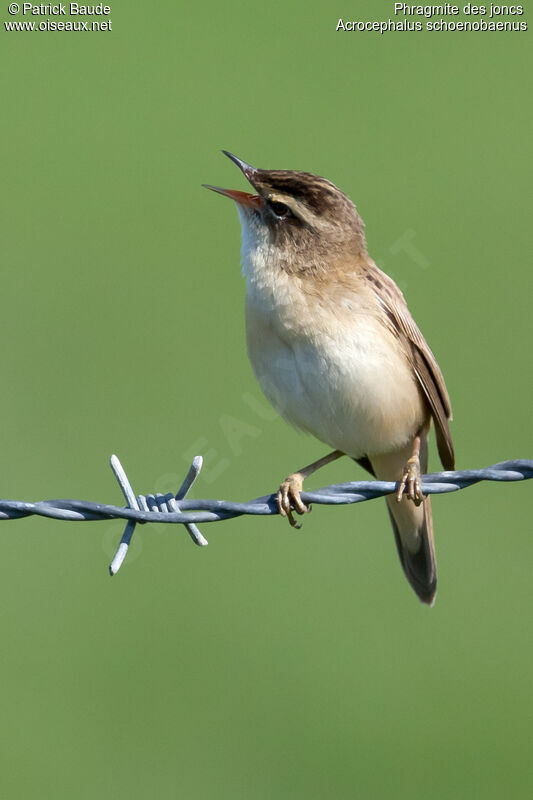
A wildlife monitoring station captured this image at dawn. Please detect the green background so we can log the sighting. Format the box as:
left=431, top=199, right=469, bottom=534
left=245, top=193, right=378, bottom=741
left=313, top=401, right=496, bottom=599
left=1, top=1, right=532, bottom=797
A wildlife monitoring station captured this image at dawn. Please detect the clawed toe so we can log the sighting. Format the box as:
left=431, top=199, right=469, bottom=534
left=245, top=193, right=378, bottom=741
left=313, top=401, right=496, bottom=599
left=276, top=473, right=311, bottom=528
left=396, top=456, right=424, bottom=506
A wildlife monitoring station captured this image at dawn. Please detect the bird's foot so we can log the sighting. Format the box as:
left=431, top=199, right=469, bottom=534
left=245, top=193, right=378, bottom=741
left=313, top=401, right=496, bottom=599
left=276, top=472, right=311, bottom=528
left=396, top=455, right=424, bottom=506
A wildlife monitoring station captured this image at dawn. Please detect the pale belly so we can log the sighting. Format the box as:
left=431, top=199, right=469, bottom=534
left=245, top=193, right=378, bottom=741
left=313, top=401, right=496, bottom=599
left=246, top=307, right=427, bottom=458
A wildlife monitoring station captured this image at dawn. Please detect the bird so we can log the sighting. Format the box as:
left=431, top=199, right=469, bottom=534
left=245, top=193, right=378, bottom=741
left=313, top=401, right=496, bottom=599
left=204, top=151, right=454, bottom=605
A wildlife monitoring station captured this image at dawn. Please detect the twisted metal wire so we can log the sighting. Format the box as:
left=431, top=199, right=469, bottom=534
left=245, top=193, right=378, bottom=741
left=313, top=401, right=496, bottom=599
left=0, top=456, right=531, bottom=575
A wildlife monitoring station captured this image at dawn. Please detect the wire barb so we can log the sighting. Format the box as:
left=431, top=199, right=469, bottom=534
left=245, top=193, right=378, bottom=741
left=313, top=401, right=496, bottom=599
left=0, top=457, right=531, bottom=574
left=109, top=455, right=142, bottom=576
left=108, top=454, right=207, bottom=575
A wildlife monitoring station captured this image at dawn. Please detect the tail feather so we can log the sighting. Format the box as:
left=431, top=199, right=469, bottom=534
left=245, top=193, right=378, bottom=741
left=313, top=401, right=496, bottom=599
left=386, top=498, right=436, bottom=605
left=370, top=433, right=437, bottom=605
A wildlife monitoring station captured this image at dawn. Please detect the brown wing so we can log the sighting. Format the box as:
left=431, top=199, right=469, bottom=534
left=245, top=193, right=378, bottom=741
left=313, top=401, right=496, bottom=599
left=368, top=264, right=455, bottom=470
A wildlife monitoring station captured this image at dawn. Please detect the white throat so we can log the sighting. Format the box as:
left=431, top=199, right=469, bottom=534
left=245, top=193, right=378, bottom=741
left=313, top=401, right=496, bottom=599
left=236, top=206, right=272, bottom=280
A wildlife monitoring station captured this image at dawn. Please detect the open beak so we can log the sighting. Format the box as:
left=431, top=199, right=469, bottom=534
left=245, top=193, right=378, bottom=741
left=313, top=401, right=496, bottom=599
left=202, top=185, right=263, bottom=210
left=203, top=151, right=263, bottom=209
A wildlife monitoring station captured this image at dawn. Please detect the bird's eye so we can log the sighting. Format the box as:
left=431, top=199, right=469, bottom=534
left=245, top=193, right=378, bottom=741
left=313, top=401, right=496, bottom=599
left=269, top=200, right=291, bottom=218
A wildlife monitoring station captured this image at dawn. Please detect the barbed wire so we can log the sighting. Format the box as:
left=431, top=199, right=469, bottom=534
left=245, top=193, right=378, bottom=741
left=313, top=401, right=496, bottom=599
left=0, top=455, right=531, bottom=575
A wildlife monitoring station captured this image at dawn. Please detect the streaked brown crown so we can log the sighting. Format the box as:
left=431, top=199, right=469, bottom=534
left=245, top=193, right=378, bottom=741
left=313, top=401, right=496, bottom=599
left=252, top=169, right=351, bottom=215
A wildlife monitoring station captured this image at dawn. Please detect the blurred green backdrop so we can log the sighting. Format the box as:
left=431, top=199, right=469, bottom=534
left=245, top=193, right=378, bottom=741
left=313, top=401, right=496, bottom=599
left=1, top=1, right=532, bottom=798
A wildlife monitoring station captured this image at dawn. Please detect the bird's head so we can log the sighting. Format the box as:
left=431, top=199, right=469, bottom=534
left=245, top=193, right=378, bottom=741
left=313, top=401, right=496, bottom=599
left=204, top=152, right=367, bottom=277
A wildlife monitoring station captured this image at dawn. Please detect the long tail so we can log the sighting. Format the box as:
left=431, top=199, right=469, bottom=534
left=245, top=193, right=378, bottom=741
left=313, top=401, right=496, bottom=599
left=370, top=434, right=437, bottom=605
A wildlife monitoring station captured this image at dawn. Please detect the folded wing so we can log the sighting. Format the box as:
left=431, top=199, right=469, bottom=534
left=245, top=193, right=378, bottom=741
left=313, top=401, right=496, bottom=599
left=368, top=264, right=455, bottom=470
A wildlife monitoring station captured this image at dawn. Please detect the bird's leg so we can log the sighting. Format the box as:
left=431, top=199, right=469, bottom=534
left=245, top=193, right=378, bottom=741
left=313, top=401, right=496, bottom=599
left=277, top=450, right=344, bottom=528
left=396, top=435, right=424, bottom=506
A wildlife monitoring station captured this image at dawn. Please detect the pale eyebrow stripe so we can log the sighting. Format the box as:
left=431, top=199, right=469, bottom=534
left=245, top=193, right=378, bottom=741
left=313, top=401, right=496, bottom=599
left=267, top=194, right=316, bottom=227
